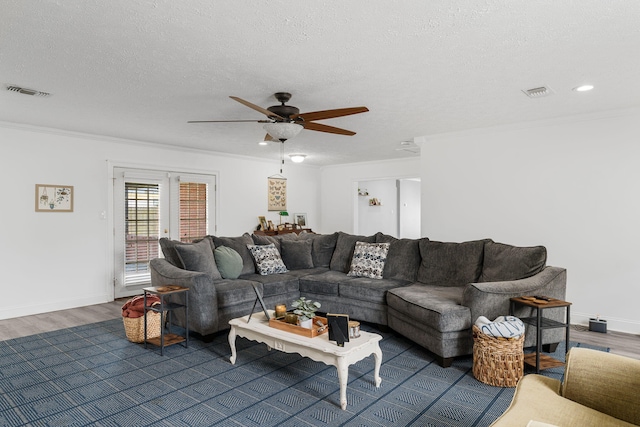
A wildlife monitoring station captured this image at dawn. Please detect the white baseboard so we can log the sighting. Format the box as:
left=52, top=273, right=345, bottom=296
left=0, top=294, right=112, bottom=321
left=572, top=311, right=640, bottom=335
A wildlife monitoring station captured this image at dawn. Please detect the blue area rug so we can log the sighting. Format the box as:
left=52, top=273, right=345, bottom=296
left=0, top=319, right=607, bottom=427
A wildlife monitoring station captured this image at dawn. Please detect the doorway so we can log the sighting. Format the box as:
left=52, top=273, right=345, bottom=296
left=356, top=178, right=420, bottom=238
left=112, top=167, right=217, bottom=298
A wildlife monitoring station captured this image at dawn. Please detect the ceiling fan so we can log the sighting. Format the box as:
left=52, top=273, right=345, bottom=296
left=188, top=92, right=369, bottom=142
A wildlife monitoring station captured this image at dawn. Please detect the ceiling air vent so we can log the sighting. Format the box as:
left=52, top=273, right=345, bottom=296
left=522, top=86, right=553, bottom=98
left=6, top=85, right=51, bottom=97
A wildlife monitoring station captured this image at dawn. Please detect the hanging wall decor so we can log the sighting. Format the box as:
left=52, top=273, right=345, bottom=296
left=268, top=177, right=287, bottom=211
left=35, top=184, right=74, bottom=212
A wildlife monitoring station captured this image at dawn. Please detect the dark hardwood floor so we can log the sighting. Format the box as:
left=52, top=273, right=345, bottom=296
left=1, top=301, right=639, bottom=360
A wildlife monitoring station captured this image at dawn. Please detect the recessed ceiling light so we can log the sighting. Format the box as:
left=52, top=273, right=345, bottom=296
left=258, top=140, right=268, bottom=146
left=573, top=85, right=594, bottom=92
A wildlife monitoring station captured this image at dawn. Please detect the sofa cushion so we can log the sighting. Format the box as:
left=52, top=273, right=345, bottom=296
left=347, top=241, right=390, bottom=279
left=239, top=272, right=300, bottom=298
left=298, top=232, right=339, bottom=268
left=251, top=233, right=281, bottom=252
left=174, top=238, right=222, bottom=280
left=417, top=239, right=487, bottom=286
left=280, top=239, right=314, bottom=270
left=376, top=233, right=424, bottom=281
left=159, top=236, right=214, bottom=268
left=212, top=233, right=255, bottom=276
left=214, top=246, right=244, bottom=279
left=247, top=243, right=288, bottom=275
left=339, top=277, right=409, bottom=304
left=329, top=232, right=376, bottom=273
left=480, top=241, right=547, bottom=282
left=387, top=284, right=471, bottom=332
left=298, top=270, right=351, bottom=296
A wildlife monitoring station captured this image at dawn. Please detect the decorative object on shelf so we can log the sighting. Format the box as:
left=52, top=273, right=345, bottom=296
left=291, top=297, right=321, bottom=329
left=267, top=220, right=274, bottom=230
left=35, top=184, right=74, bottom=212
left=279, top=210, right=289, bottom=224
left=293, top=213, right=307, bottom=227
left=258, top=215, right=267, bottom=231
left=369, top=197, right=382, bottom=206
left=358, top=188, right=369, bottom=196
left=268, top=176, right=287, bottom=211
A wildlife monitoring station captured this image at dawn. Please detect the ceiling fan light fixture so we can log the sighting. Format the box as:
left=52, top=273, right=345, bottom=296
left=573, top=84, right=594, bottom=92
left=263, top=122, right=303, bottom=141
left=289, top=154, right=306, bottom=163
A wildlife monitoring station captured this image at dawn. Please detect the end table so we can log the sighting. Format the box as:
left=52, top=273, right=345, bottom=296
left=143, top=285, right=189, bottom=355
left=510, top=296, right=571, bottom=373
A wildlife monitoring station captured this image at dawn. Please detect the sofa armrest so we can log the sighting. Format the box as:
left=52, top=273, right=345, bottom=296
left=462, top=266, right=567, bottom=326
left=562, top=347, right=640, bottom=425
left=149, top=258, right=220, bottom=334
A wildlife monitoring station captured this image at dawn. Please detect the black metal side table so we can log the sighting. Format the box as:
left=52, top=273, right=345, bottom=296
left=143, top=285, right=189, bottom=355
left=510, top=296, right=571, bottom=373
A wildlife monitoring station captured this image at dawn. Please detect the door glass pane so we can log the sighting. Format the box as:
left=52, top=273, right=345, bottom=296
left=125, top=183, right=160, bottom=284
left=179, top=182, right=207, bottom=242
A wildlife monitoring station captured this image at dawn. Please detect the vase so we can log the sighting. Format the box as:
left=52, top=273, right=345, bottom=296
left=299, top=318, right=313, bottom=329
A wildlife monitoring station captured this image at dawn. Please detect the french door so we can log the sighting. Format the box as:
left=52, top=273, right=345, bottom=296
left=113, top=167, right=216, bottom=298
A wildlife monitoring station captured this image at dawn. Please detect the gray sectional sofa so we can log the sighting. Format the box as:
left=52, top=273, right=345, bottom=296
left=149, top=231, right=567, bottom=367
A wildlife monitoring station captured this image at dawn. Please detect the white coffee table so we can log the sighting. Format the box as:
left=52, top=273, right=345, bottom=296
left=228, top=311, right=382, bottom=410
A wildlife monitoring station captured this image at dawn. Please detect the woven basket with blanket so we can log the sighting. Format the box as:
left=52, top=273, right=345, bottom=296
left=122, top=295, right=162, bottom=343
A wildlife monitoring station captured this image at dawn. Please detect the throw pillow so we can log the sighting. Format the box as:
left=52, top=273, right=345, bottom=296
left=174, top=238, right=222, bottom=280
left=247, top=243, right=288, bottom=275
left=480, top=241, right=547, bottom=282
left=212, top=233, right=256, bottom=275
left=214, top=246, right=244, bottom=279
left=280, top=239, right=314, bottom=270
left=347, top=241, right=390, bottom=279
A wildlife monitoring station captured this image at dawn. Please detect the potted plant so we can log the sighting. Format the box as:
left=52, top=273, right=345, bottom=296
left=291, top=297, right=321, bottom=329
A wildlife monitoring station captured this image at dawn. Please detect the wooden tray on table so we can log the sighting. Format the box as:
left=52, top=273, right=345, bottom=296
left=269, top=315, right=328, bottom=338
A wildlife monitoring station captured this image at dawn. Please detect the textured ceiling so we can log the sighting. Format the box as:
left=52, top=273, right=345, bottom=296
left=1, top=1, right=639, bottom=165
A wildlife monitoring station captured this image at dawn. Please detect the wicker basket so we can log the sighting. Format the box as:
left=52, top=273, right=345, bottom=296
left=123, top=303, right=163, bottom=343
left=472, top=324, right=524, bottom=387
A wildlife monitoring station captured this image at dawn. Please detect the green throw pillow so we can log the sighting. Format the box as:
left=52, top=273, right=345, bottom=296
left=214, top=246, right=243, bottom=279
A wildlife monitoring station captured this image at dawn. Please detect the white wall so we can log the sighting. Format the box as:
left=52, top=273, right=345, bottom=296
left=420, top=109, right=640, bottom=334
left=318, top=158, right=421, bottom=234
left=0, top=123, right=320, bottom=320
left=399, top=179, right=421, bottom=239
left=356, top=179, right=398, bottom=236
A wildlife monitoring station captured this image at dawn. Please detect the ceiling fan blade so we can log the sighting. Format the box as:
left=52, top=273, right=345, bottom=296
left=264, top=133, right=276, bottom=142
left=303, top=121, right=356, bottom=136
left=188, top=119, right=271, bottom=123
left=295, top=106, right=369, bottom=122
left=229, top=96, right=284, bottom=120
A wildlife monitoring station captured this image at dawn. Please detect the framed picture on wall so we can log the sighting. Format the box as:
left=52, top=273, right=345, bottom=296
left=35, top=184, right=74, bottom=212
left=293, top=213, right=307, bottom=227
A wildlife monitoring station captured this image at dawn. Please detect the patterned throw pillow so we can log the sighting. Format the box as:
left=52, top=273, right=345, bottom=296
left=347, top=241, right=390, bottom=279
left=246, top=243, right=288, bottom=275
